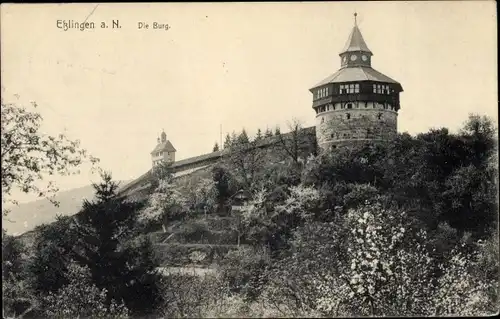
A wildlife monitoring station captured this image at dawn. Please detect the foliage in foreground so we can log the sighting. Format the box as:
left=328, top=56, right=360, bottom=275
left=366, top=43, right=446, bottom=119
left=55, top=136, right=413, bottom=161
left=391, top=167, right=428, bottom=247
left=2, top=113, right=498, bottom=318
left=24, top=173, right=162, bottom=318
left=1, top=94, right=99, bottom=215
left=262, top=201, right=498, bottom=317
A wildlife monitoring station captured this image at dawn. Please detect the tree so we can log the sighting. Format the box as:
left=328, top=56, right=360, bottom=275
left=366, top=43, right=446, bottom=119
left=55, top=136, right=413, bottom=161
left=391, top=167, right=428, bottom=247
left=276, top=119, right=317, bottom=165
left=41, top=263, right=129, bottom=318
left=30, top=172, right=162, bottom=316
left=231, top=131, right=239, bottom=145
left=223, top=133, right=232, bottom=149
left=238, top=129, right=250, bottom=144
left=274, top=126, right=281, bottom=136
left=255, top=128, right=263, bottom=141
left=1, top=95, right=99, bottom=215
left=212, top=166, right=231, bottom=211
left=2, top=231, right=36, bottom=318
left=151, top=160, right=174, bottom=190
left=75, top=172, right=161, bottom=316
left=212, top=142, right=220, bottom=152
left=265, top=128, right=273, bottom=138
left=180, top=177, right=217, bottom=218
left=223, top=138, right=266, bottom=192
left=141, top=171, right=186, bottom=230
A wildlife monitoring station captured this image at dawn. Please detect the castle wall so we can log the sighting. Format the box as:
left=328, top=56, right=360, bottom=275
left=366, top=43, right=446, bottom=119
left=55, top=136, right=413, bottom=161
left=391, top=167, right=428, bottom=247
left=315, top=105, right=397, bottom=150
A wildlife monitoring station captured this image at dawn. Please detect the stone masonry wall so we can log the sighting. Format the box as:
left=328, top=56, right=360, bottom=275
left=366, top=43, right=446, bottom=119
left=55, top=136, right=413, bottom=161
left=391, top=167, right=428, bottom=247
left=316, top=102, right=397, bottom=150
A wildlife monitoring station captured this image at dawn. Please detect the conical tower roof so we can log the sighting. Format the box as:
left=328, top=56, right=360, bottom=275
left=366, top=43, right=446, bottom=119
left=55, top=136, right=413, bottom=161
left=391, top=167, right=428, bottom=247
left=340, top=24, right=372, bottom=55
left=340, top=13, right=373, bottom=55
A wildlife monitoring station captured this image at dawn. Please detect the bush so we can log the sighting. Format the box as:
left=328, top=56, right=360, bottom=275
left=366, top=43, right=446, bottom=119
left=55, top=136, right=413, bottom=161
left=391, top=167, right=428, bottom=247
left=158, top=272, right=230, bottom=318
left=261, top=200, right=498, bottom=317
left=218, top=246, right=270, bottom=301
left=41, top=263, right=129, bottom=318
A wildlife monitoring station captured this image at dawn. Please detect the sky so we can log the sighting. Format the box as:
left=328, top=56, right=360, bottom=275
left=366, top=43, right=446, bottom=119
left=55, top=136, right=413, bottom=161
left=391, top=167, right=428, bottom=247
left=1, top=2, right=498, bottom=204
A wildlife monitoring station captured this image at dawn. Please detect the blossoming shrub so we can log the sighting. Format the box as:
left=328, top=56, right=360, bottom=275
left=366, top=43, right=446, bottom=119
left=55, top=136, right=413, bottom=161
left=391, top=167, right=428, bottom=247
left=261, top=220, right=347, bottom=317
left=41, top=263, right=129, bottom=318
left=140, top=176, right=187, bottom=228
left=262, top=199, right=498, bottom=317
left=333, top=201, right=435, bottom=316
left=432, top=240, right=498, bottom=316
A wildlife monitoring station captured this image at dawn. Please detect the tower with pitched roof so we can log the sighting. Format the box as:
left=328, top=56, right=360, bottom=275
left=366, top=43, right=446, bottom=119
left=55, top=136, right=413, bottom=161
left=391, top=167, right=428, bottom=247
left=151, top=130, right=176, bottom=168
left=310, top=13, right=404, bottom=150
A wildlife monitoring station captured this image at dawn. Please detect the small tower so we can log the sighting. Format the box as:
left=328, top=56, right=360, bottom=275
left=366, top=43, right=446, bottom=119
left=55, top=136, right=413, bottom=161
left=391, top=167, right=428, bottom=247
left=310, top=13, right=404, bottom=151
left=151, top=130, right=176, bottom=168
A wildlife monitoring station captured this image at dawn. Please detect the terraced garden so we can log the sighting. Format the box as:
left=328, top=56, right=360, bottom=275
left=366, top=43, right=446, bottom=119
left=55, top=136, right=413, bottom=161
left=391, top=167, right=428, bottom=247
left=149, top=215, right=246, bottom=276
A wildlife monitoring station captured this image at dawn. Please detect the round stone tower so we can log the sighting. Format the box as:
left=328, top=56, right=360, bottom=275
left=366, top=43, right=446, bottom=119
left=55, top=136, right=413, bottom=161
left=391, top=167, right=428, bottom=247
left=310, top=13, right=404, bottom=151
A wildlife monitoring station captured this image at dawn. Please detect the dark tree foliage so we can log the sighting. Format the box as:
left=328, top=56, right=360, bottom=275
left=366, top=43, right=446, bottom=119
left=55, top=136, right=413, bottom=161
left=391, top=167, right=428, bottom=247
left=72, top=172, right=161, bottom=315
left=303, top=114, right=497, bottom=239
left=213, top=142, right=220, bottom=152
left=255, top=128, right=263, bottom=141
left=223, top=133, right=232, bottom=149
left=2, top=230, right=25, bottom=283
left=264, top=128, right=273, bottom=138
left=28, top=172, right=162, bottom=317
left=238, top=129, right=250, bottom=144
left=212, top=165, right=233, bottom=213
left=2, top=231, right=35, bottom=318
left=28, top=216, right=78, bottom=294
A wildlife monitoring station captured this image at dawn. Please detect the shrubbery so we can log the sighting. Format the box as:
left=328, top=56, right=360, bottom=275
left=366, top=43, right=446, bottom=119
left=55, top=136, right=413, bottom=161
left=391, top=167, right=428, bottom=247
left=3, top=114, right=497, bottom=318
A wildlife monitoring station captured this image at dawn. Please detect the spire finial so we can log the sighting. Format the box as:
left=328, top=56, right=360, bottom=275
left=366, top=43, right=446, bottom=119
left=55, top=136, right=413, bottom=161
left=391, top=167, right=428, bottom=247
left=354, top=12, right=358, bottom=26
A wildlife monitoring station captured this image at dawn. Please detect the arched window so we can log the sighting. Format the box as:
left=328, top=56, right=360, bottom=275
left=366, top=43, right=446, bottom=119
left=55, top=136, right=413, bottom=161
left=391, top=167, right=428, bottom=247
left=346, top=113, right=351, bottom=120
left=347, top=103, right=353, bottom=109
left=321, top=117, right=325, bottom=124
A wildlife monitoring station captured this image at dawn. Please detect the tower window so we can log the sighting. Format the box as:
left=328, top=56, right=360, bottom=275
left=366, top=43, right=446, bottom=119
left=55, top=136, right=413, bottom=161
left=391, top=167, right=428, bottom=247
left=326, top=87, right=329, bottom=96
left=321, top=117, right=325, bottom=124
left=355, top=83, right=360, bottom=93
left=373, top=84, right=377, bottom=93
left=340, top=85, right=344, bottom=94
left=346, top=113, right=351, bottom=119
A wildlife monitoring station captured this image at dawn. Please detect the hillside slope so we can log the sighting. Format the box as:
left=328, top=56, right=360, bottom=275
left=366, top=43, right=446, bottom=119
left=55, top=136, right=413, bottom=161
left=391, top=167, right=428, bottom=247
left=3, top=180, right=131, bottom=235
